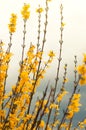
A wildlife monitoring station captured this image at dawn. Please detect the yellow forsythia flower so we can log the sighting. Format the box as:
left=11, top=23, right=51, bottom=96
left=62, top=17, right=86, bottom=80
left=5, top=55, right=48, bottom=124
left=48, top=50, right=55, bottom=58
left=66, top=93, right=81, bottom=119
left=8, top=13, right=17, bottom=33
left=44, top=107, right=49, bottom=114
left=66, top=111, right=74, bottom=119
left=39, top=120, right=45, bottom=128
left=73, top=93, right=81, bottom=99
left=0, top=110, right=5, bottom=117
left=83, top=119, right=86, bottom=124
left=61, top=22, right=66, bottom=27
left=77, top=54, right=86, bottom=86
left=21, top=3, right=30, bottom=20
left=77, top=64, right=86, bottom=75
left=50, top=103, right=59, bottom=110
left=83, top=53, right=86, bottom=63
left=57, top=90, right=68, bottom=102
left=63, top=78, right=68, bottom=83
left=46, top=125, right=52, bottom=130
left=61, top=123, right=68, bottom=128
left=79, top=75, right=86, bottom=86
left=36, top=7, right=44, bottom=13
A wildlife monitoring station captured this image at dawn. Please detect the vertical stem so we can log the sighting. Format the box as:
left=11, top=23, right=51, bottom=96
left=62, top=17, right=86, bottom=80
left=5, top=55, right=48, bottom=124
left=35, top=88, right=52, bottom=129
left=41, top=0, right=48, bottom=52
left=52, top=64, right=67, bottom=130
left=54, top=3, right=63, bottom=99
left=2, top=33, right=12, bottom=109
left=32, top=6, right=42, bottom=80
left=6, top=32, right=12, bottom=53
left=4, top=33, right=12, bottom=89
left=16, top=19, right=27, bottom=85
left=30, top=84, right=48, bottom=130
left=74, top=56, right=78, bottom=87
left=37, top=5, right=41, bottom=52
left=68, top=56, right=77, bottom=129
left=21, top=19, right=26, bottom=72
left=26, top=0, right=49, bottom=114
left=44, top=4, right=64, bottom=126
left=68, top=117, right=74, bottom=130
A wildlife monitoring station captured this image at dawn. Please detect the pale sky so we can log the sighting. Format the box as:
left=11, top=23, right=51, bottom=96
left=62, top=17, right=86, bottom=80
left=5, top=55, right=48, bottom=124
left=0, top=0, right=86, bottom=86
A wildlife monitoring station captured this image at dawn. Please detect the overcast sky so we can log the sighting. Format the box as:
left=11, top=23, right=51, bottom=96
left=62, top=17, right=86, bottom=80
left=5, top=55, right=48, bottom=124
left=0, top=0, right=86, bottom=57
left=0, top=0, right=86, bottom=86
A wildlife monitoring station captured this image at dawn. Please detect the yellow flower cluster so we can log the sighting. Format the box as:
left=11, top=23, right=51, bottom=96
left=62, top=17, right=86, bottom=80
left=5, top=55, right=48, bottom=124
left=77, top=54, right=86, bottom=85
left=83, top=54, right=86, bottom=63
left=48, top=50, right=55, bottom=58
left=8, top=13, right=17, bottom=33
left=57, top=89, right=68, bottom=102
left=39, top=120, right=45, bottom=128
left=66, top=94, right=81, bottom=119
left=36, top=7, right=44, bottom=13
left=36, top=100, right=47, bottom=108
left=21, top=3, right=30, bottom=20
left=0, top=42, right=13, bottom=105
left=78, top=119, right=86, bottom=129
left=52, top=120, right=59, bottom=127
left=63, top=78, right=68, bottom=83
left=61, top=22, right=66, bottom=27
left=46, top=125, right=52, bottom=130
left=9, top=113, right=19, bottom=129
left=36, top=51, right=43, bottom=59
left=60, top=123, right=68, bottom=129
left=50, top=103, right=59, bottom=110
left=0, top=39, right=54, bottom=129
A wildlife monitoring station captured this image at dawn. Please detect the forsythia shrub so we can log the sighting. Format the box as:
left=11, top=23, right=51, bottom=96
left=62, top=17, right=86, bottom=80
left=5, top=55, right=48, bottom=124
left=0, top=1, right=86, bottom=130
